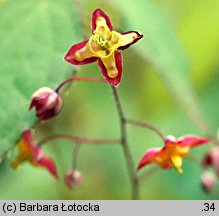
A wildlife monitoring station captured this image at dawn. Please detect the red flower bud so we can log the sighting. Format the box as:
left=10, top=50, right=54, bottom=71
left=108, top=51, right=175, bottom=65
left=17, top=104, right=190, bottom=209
left=202, top=146, right=219, bottom=177
left=65, top=169, right=83, bottom=188
left=30, top=87, right=63, bottom=120
left=201, top=171, right=216, bottom=193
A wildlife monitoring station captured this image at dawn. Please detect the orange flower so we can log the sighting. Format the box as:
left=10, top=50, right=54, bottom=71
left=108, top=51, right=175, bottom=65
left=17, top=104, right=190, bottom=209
left=12, top=130, right=58, bottom=178
left=64, top=8, right=143, bottom=87
left=137, top=135, right=209, bottom=174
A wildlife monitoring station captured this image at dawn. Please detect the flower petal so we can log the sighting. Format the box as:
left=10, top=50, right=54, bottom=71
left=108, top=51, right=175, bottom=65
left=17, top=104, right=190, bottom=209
left=64, top=40, right=98, bottom=65
left=202, top=152, right=213, bottom=167
left=202, top=147, right=219, bottom=177
left=37, top=154, right=58, bottom=179
left=118, top=31, right=143, bottom=50
left=211, top=147, right=219, bottom=177
left=137, top=148, right=161, bottom=171
left=164, top=135, right=177, bottom=146
left=92, top=9, right=113, bottom=32
left=178, top=135, right=209, bottom=148
left=98, top=51, right=122, bottom=87
left=11, top=130, right=58, bottom=179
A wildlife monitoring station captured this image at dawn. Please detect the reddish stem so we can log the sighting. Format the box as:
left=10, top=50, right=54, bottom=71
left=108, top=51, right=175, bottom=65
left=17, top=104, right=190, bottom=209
left=55, top=76, right=107, bottom=93
left=125, top=119, right=165, bottom=141
left=38, top=135, right=121, bottom=146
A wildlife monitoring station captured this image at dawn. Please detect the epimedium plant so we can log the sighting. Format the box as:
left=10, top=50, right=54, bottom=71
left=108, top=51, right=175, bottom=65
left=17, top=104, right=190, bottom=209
left=1, top=8, right=218, bottom=199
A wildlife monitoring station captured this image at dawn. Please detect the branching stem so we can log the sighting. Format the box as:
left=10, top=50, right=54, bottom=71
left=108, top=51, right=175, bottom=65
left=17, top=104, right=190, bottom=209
left=126, top=119, right=165, bottom=141
left=38, top=135, right=120, bottom=146
left=55, top=76, right=106, bottom=93
left=111, top=86, right=139, bottom=200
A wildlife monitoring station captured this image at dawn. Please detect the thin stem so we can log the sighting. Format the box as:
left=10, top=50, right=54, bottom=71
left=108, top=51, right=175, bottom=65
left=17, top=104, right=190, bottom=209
left=55, top=76, right=106, bottom=93
left=126, top=119, right=165, bottom=141
left=111, top=86, right=139, bottom=200
left=38, top=134, right=121, bottom=146
left=72, top=144, right=81, bottom=170
left=138, top=166, right=158, bottom=183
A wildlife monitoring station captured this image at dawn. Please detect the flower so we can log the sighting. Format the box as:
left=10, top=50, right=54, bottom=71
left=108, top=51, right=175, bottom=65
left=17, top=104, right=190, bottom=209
left=30, top=87, right=63, bottom=120
left=65, top=169, right=83, bottom=188
left=11, top=130, right=58, bottom=178
left=201, top=171, right=216, bottom=193
left=137, top=135, right=209, bottom=174
left=64, top=8, right=143, bottom=87
left=202, top=146, right=219, bottom=177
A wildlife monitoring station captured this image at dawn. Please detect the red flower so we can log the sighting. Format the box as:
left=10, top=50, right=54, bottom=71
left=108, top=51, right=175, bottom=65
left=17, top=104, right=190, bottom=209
left=64, top=8, right=143, bottom=87
left=137, top=135, right=209, bottom=174
left=30, top=87, right=63, bottom=120
left=11, top=130, right=58, bottom=178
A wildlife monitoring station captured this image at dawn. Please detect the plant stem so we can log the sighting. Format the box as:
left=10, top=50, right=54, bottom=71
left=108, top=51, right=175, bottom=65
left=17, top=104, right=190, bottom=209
left=72, top=144, right=81, bottom=170
left=126, top=119, right=165, bottom=141
left=111, top=86, right=139, bottom=200
left=138, top=166, right=158, bottom=183
left=38, top=135, right=120, bottom=146
left=55, top=76, right=106, bottom=93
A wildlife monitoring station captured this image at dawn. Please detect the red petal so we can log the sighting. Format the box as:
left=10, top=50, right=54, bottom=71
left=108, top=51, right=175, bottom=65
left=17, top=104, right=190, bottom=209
left=23, top=130, right=34, bottom=147
left=118, top=31, right=143, bottom=50
left=137, top=148, right=161, bottom=171
left=164, top=135, right=177, bottom=146
left=38, top=155, right=58, bottom=179
left=64, top=40, right=98, bottom=65
left=178, top=136, right=209, bottom=148
left=92, top=9, right=113, bottom=32
left=98, top=51, right=122, bottom=87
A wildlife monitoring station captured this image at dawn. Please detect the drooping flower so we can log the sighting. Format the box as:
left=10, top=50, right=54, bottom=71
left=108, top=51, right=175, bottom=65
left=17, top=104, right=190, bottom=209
left=137, top=135, right=209, bottom=174
left=202, top=146, right=219, bottom=177
left=201, top=171, right=217, bottom=193
left=11, top=130, right=58, bottom=178
left=64, top=8, right=143, bottom=87
left=65, top=169, right=83, bottom=188
left=30, top=87, right=63, bottom=120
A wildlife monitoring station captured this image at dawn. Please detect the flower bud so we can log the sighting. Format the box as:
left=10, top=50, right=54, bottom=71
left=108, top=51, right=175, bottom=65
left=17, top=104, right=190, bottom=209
left=65, top=169, right=83, bottom=188
left=201, top=171, right=216, bottom=193
left=202, top=146, right=219, bottom=177
left=30, top=87, right=63, bottom=120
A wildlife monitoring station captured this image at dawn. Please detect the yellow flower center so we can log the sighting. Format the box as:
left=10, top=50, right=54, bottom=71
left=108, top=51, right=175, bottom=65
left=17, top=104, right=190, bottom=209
left=89, top=30, right=120, bottom=58
left=167, top=145, right=189, bottom=174
left=73, top=15, right=141, bottom=80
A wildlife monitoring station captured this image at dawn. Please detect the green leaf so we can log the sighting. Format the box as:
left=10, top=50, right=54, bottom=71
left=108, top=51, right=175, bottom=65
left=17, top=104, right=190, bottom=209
left=109, top=0, right=210, bottom=134
left=0, top=0, right=82, bottom=154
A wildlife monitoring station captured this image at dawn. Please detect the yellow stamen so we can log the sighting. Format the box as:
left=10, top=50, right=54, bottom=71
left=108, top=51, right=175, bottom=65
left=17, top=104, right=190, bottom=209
left=89, top=19, right=122, bottom=60
left=170, top=156, right=184, bottom=174
left=101, top=54, right=119, bottom=78
left=74, top=45, right=94, bottom=62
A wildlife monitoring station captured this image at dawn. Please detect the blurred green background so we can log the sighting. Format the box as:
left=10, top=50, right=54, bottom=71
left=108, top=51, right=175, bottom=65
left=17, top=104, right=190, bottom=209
left=0, top=0, right=219, bottom=199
